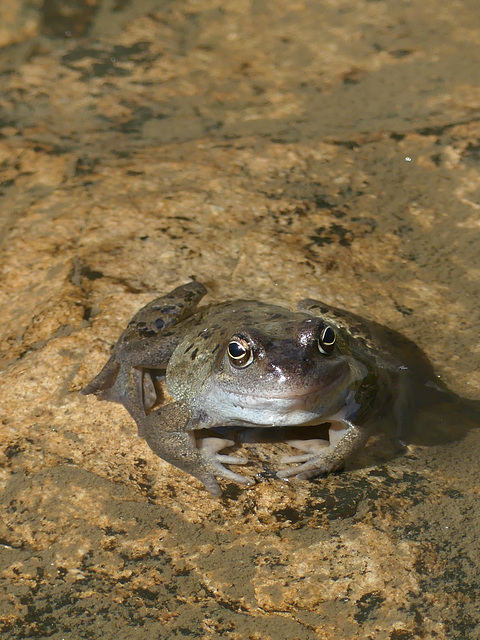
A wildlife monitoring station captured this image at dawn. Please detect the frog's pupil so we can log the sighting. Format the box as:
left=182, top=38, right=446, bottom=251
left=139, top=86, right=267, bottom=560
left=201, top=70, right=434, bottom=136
left=322, top=327, right=335, bottom=345
left=229, top=341, right=245, bottom=358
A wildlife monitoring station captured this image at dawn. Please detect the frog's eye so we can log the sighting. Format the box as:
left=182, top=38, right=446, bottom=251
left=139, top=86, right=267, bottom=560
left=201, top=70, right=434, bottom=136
left=317, top=326, right=336, bottom=355
left=227, top=336, right=254, bottom=368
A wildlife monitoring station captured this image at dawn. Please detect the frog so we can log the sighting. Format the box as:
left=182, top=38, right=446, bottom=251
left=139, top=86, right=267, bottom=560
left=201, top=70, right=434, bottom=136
left=82, top=281, right=443, bottom=497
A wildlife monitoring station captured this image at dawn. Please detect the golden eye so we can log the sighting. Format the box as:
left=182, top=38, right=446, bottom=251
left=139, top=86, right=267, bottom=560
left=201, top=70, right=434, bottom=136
left=227, top=336, right=254, bottom=368
left=317, top=326, right=336, bottom=355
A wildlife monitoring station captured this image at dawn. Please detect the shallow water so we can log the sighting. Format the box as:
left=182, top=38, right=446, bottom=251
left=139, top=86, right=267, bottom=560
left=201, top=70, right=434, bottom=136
left=0, top=1, right=479, bottom=639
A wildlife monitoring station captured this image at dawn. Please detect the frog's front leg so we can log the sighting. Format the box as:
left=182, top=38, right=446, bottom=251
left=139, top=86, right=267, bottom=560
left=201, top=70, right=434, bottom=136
left=277, top=420, right=369, bottom=480
left=139, top=402, right=252, bottom=497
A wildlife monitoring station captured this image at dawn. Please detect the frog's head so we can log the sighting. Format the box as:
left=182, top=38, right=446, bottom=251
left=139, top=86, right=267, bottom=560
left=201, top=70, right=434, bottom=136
left=201, top=312, right=362, bottom=427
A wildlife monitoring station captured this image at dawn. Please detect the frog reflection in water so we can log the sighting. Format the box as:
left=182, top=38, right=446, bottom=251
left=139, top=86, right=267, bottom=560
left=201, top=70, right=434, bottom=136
left=82, top=281, right=453, bottom=497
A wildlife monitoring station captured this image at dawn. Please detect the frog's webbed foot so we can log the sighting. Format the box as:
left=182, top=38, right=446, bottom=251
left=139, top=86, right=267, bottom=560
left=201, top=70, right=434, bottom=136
left=277, top=421, right=368, bottom=480
left=195, top=436, right=252, bottom=487
left=198, top=437, right=249, bottom=468
left=140, top=404, right=253, bottom=497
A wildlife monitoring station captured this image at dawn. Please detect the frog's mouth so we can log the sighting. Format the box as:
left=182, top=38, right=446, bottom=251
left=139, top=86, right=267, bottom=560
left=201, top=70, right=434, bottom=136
left=209, top=366, right=351, bottom=420
left=235, top=365, right=349, bottom=402
left=204, top=383, right=345, bottom=429
left=231, top=380, right=343, bottom=408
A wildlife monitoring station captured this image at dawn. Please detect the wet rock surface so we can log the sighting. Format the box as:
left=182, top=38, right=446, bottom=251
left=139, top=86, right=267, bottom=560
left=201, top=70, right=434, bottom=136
left=1, top=1, right=479, bottom=638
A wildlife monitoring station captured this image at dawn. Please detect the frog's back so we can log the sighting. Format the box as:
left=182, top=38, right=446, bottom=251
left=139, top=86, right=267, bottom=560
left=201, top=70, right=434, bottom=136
left=298, top=298, right=437, bottom=382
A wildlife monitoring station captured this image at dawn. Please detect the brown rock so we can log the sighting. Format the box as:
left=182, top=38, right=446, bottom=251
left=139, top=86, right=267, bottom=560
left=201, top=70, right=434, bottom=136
left=1, top=1, right=479, bottom=639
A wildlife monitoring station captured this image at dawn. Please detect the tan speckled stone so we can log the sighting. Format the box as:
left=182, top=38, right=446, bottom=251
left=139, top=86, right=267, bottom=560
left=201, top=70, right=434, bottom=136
left=1, top=1, right=480, bottom=639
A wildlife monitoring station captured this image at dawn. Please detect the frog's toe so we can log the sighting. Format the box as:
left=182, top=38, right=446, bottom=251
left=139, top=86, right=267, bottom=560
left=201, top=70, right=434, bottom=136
left=293, top=466, right=331, bottom=481
left=197, top=436, right=234, bottom=456
left=198, top=436, right=248, bottom=466
left=193, top=466, right=253, bottom=497
left=280, top=438, right=329, bottom=463
left=197, top=474, right=223, bottom=498
left=215, top=454, right=249, bottom=465
left=280, top=453, right=313, bottom=464
left=277, top=465, right=303, bottom=479
left=213, top=464, right=254, bottom=486
left=277, top=454, right=333, bottom=480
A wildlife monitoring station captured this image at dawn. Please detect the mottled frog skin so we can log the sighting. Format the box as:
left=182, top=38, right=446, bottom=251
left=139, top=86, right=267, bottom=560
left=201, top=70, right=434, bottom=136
left=82, top=281, right=443, bottom=496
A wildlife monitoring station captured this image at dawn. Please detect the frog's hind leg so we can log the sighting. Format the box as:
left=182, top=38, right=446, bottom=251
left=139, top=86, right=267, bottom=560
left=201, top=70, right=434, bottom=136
left=116, top=281, right=207, bottom=366
left=81, top=354, right=120, bottom=396
left=83, top=358, right=152, bottom=436
left=82, top=281, right=207, bottom=434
